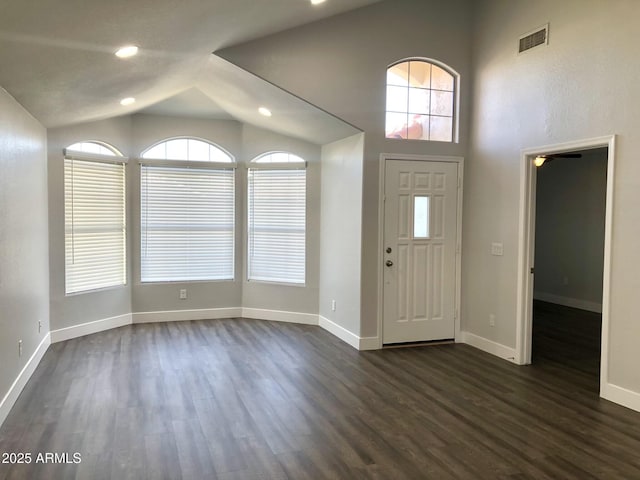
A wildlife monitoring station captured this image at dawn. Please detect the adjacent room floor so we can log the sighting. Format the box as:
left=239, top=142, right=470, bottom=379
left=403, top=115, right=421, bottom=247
left=1, top=314, right=639, bottom=479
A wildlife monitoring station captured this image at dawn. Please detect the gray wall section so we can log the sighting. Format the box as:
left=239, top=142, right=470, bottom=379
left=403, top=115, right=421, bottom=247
left=48, top=117, right=133, bottom=331
left=534, top=149, right=607, bottom=308
left=217, top=0, right=473, bottom=338
left=0, top=88, right=49, bottom=400
left=319, top=134, right=364, bottom=335
left=468, top=0, right=640, bottom=390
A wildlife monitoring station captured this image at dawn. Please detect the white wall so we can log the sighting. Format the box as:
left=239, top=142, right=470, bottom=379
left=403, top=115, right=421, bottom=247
left=534, top=149, right=607, bottom=311
left=0, top=88, right=49, bottom=409
left=48, top=117, right=133, bottom=331
left=319, top=134, right=364, bottom=335
left=468, top=0, right=640, bottom=396
left=217, top=0, right=473, bottom=338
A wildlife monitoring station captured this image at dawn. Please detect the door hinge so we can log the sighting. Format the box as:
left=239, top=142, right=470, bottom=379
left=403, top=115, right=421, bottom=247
left=530, top=267, right=535, bottom=274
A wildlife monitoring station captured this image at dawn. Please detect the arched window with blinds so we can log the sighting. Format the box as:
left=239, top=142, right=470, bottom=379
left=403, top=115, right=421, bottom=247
left=64, top=141, right=127, bottom=294
left=248, top=152, right=306, bottom=284
left=139, top=137, right=235, bottom=282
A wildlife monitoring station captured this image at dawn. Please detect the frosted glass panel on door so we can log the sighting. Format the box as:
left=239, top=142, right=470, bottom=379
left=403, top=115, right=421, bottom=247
left=414, top=196, right=430, bottom=238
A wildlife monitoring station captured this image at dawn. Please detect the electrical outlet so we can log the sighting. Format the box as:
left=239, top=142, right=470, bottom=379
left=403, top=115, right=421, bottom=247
left=179, top=289, right=187, bottom=300
left=491, top=243, right=504, bottom=256
left=489, top=314, right=496, bottom=327
left=331, top=300, right=336, bottom=312
left=18, top=340, right=23, bottom=357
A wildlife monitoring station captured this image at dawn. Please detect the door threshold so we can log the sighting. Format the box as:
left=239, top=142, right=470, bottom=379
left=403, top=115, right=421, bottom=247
left=383, top=339, right=454, bottom=349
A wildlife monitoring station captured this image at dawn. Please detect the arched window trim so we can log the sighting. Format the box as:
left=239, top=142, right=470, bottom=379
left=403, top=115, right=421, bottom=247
left=250, top=151, right=307, bottom=170
left=385, top=57, right=460, bottom=143
left=140, top=136, right=235, bottom=165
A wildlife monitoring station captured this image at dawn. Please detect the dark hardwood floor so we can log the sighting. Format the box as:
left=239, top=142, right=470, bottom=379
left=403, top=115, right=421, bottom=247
left=532, top=300, right=602, bottom=387
left=2, top=311, right=640, bottom=479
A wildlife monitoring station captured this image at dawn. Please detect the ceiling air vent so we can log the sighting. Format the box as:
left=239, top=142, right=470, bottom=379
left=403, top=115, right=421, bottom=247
left=519, top=24, right=549, bottom=54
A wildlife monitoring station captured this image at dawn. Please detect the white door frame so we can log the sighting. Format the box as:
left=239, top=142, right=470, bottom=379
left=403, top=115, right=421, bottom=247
left=377, top=153, right=464, bottom=348
left=515, top=136, right=616, bottom=395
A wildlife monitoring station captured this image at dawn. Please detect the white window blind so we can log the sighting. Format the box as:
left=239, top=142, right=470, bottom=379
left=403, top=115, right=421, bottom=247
left=64, top=157, right=126, bottom=294
left=248, top=168, right=306, bottom=284
left=140, top=165, right=235, bottom=282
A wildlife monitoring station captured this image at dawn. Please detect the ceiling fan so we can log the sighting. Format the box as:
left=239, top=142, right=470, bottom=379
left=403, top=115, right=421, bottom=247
left=534, top=153, right=582, bottom=167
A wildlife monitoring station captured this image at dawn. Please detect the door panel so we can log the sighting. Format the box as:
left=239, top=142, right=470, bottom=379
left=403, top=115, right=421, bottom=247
left=383, top=159, right=458, bottom=344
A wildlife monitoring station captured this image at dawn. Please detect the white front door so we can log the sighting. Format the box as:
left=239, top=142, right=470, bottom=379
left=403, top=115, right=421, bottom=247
left=383, top=159, right=459, bottom=344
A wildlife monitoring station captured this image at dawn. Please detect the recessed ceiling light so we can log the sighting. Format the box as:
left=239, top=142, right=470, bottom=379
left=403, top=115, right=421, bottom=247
left=120, top=97, right=136, bottom=106
left=310, top=0, right=326, bottom=4
left=115, top=45, right=139, bottom=58
left=258, top=107, right=272, bottom=117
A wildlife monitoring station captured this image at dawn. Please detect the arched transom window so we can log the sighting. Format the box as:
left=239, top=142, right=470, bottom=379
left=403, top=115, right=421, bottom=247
left=385, top=59, right=457, bottom=142
left=142, top=138, right=233, bottom=163
left=142, top=137, right=233, bottom=162
left=67, top=141, right=121, bottom=156
left=253, top=152, right=305, bottom=164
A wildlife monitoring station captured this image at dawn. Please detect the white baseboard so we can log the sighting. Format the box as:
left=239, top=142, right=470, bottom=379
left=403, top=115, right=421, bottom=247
left=460, top=331, right=518, bottom=364
left=358, top=336, right=381, bottom=351
left=51, top=309, right=374, bottom=353
left=318, top=316, right=379, bottom=351
left=50, top=313, right=132, bottom=343
left=0, top=333, right=51, bottom=427
left=319, top=316, right=359, bottom=349
left=241, top=308, right=318, bottom=326
left=132, top=308, right=242, bottom=324
left=601, top=382, right=640, bottom=413
left=534, top=291, right=602, bottom=313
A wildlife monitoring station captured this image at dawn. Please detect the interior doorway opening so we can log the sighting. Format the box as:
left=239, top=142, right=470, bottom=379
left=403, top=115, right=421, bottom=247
left=516, top=135, right=615, bottom=400
left=531, top=147, right=608, bottom=393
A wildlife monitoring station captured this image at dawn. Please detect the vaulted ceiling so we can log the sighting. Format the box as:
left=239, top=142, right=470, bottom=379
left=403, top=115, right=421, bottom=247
left=0, top=0, right=378, bottom=142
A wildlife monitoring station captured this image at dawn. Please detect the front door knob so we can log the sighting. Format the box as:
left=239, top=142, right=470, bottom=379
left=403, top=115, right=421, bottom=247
left=386, top=260, right=393, bottom=267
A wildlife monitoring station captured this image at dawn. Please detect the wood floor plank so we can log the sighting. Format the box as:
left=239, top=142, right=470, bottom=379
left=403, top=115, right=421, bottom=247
left=1, top=308, right=640, bottom=479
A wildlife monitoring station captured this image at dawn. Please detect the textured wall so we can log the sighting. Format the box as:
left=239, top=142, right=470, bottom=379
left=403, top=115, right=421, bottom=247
left=0, top=88, right=48, bottom=405
left=319, top=134, right=364, bottom=335
left=468, top=0, right=640, bottom=393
